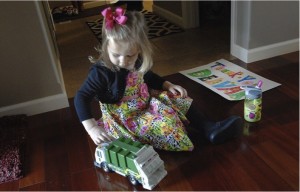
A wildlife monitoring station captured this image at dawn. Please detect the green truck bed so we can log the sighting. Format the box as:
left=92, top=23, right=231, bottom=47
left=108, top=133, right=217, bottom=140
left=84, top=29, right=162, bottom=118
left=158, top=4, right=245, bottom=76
left=104, top=137, right=145, bottom=173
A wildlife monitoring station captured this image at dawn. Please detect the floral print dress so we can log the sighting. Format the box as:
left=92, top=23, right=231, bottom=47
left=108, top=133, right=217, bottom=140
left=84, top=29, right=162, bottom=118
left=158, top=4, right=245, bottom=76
left=98, top=72, right=194, bottom=151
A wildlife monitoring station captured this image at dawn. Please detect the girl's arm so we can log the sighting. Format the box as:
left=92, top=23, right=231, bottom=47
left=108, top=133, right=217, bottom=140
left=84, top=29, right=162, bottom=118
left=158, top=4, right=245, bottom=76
left=74, top=65, right=113, bottom=144
left=144, top=70, right=188, bottom=97
left=143, top=70, right=165, bottom=90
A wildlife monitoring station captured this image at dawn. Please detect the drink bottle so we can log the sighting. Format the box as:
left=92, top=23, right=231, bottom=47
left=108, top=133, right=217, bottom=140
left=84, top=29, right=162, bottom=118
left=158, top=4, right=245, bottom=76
left=242, top=81, right=263, bottom=122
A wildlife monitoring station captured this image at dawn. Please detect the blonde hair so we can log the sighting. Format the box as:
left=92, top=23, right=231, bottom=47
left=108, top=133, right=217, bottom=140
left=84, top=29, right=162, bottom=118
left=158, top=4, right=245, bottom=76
left=89, top=10, right=153, bottom=74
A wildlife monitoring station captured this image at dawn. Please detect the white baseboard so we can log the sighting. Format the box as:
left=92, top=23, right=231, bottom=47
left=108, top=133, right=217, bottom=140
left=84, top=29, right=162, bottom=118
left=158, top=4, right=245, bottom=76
left=152, top=4, right=184, bottom=28
left=231, top=38, right=299, bottom=63
left=0, top=93, right=69, bottom=117
left=83, top=1, right=107, bottom=9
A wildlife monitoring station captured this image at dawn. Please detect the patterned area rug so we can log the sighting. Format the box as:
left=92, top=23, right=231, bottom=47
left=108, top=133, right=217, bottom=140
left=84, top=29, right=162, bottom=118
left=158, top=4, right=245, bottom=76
left=0, top=115, right=27, bottom=184
left=52, top=5, right=106, bottom=23
left=86, top=10, right=184, bottom=42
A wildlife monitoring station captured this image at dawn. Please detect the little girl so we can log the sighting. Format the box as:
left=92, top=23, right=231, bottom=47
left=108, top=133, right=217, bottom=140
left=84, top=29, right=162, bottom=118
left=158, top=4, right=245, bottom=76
left=74, top=7, right=242, bottom=151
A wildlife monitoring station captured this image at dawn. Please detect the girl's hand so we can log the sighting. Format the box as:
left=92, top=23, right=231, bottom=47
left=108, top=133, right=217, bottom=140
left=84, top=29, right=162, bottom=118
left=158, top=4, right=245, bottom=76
left=82, top=118, right=113, bottom=145
left=87, top=125, right=113, bottom=145
left=163, top=81, right=188, bottom=98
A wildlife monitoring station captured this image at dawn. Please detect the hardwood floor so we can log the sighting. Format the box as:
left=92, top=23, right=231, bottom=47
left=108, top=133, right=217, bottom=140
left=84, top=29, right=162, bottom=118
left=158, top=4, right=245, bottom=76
left=0, top=51, right=298, bottom=191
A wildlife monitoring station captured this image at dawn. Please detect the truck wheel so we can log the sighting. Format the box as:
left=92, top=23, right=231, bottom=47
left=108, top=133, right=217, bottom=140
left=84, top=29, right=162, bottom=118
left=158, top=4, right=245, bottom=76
left=94, top=161, right=101, bottom=168
left=101, top=162, right=110, bottom=172
left=128, top=175, right=138, bottom=185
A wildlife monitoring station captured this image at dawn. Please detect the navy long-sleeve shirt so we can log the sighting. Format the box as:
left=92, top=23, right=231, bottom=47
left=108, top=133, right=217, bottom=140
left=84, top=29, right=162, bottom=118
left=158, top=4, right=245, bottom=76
left=74, top=63, right=165, bottom=122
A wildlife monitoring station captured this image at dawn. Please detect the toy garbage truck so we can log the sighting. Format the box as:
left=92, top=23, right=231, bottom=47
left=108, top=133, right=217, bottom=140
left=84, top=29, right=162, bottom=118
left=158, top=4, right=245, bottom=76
left=94, top=137, right=167, bottom=190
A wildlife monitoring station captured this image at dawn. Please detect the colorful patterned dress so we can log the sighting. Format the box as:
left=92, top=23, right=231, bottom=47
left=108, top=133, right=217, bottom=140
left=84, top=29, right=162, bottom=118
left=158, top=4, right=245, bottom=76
left=97, top=72, right=194, bottom=151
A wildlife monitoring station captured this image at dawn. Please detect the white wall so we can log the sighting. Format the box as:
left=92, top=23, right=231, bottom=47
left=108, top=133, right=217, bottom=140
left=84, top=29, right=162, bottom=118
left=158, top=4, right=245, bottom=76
left=0, top=1, right=69, bottom=116
left=231, top=1, right=299, bottom=63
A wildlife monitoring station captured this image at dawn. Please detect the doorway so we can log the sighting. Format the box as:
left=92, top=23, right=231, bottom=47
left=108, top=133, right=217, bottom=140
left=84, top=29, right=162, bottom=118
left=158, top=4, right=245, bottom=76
left=198, top=1, right=231, bottom=28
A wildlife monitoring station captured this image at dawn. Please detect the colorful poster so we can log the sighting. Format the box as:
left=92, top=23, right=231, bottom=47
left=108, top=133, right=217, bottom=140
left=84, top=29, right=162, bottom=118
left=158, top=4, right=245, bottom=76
left=179, top=59, right=281, bottom=101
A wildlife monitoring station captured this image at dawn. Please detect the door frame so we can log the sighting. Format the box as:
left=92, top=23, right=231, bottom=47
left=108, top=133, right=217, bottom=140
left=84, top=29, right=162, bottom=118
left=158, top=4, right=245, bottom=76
left=181, top=1, right=199, bottom=29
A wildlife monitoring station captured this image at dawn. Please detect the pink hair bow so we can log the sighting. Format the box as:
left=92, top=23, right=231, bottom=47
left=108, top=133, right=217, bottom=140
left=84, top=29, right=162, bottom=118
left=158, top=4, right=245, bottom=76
left=101, top=7, right=127, bottom=30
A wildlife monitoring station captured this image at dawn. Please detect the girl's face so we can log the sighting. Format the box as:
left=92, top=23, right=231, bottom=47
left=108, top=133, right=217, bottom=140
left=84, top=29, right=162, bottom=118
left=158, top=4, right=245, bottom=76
left=107, top=39, right=139, bottom=71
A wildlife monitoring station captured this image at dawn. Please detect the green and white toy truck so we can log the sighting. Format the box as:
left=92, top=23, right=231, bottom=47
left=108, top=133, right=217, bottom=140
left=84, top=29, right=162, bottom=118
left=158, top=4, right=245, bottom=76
left=94, top=137, right=167, bottom=190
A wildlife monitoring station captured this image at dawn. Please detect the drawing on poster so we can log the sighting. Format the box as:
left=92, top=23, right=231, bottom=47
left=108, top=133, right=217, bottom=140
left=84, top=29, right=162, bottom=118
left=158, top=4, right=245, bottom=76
left=180, top=59, right=281, bottom=101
